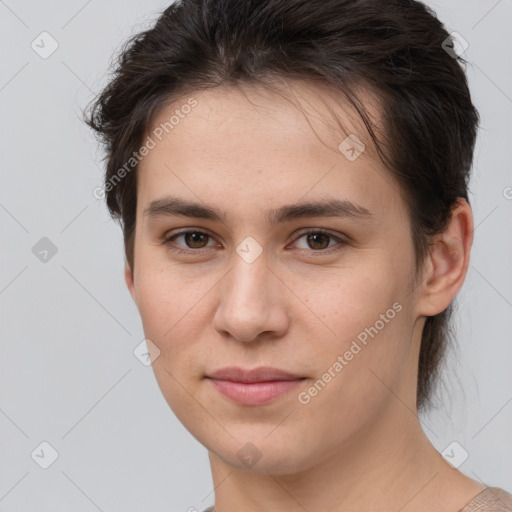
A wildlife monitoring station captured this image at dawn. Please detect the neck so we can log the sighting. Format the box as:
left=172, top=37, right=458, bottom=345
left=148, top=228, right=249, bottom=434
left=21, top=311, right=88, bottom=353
left=207, top=398, right=484, bottom=512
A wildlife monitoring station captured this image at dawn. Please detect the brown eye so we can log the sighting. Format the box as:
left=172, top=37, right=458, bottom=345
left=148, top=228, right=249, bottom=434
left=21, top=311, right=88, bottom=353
left=292, top=230, right=347, bottom=253
left=183, top=232, right=210, bottom=248
left=164, top=230, right=217, bottom=252
left=306, top=232, right=331, bottom=250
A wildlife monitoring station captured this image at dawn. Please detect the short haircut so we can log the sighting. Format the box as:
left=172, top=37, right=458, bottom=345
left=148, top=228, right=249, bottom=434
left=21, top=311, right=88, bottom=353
left=84, top=0, right=479, bottom=411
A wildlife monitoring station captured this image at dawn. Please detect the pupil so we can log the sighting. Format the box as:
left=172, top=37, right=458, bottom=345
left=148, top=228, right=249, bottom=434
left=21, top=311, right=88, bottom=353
left=186, top=232, right=207, bottom=248
left=182, top=233, right=330, bottom=250
left=308, top=233, right=329, bottom=250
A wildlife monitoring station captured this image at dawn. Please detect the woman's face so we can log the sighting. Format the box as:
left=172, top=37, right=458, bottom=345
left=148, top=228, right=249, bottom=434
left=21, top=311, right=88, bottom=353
left=127, top=82, right=424, bottom=474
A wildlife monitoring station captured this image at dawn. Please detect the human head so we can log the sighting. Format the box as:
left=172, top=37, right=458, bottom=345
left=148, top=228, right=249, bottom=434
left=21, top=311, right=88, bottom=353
left=85, top=0, right=478, bottom=413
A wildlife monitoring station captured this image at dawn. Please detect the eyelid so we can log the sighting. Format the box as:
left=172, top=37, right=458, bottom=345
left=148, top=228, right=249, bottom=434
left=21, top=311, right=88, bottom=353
left=162, top=227, right=349, bottom=254
left=288, top=228, right=348, bottom=252
left=291, top=227, right=347, bottom=242
left=163, top=227, right=219, bottom=251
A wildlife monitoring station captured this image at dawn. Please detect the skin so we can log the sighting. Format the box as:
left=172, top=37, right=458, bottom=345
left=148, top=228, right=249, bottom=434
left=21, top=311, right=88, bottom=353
left=125, top=80, right=485, bottom=511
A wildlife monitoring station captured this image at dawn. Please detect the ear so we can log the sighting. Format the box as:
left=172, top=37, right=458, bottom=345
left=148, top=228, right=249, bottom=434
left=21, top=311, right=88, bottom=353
left=124, top=262, right=137, bottom=303
left=416, top=198, right=474, bottom=316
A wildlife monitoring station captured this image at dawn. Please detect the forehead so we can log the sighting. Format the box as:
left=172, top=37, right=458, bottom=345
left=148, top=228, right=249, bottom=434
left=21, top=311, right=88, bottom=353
left=136, top=80, right=403, bottom=223
left=146, top=79, right=383, bottom=159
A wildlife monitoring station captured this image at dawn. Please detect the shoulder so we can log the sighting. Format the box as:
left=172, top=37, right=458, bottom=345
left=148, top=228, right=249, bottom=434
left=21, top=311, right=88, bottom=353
left=460, top=487, right=512, bottom=512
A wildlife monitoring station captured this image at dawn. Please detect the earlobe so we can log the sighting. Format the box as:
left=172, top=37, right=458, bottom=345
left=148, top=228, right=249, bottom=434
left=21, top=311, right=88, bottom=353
left=124, top=263, right=137, bottom=303
left=418, top=199, right=474, bottom=316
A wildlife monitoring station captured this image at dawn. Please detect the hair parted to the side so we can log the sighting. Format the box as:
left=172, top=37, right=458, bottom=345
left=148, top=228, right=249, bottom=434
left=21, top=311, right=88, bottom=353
left=84, top=0, right=479, bottom=411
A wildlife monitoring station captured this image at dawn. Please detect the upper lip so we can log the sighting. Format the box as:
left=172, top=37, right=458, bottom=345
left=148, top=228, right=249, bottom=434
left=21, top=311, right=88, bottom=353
left=207, top=366, right=304, bottom=383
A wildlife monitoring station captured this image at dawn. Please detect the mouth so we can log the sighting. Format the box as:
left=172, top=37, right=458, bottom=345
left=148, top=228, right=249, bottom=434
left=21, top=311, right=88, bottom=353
left=206, top=366, right=306, bottom=406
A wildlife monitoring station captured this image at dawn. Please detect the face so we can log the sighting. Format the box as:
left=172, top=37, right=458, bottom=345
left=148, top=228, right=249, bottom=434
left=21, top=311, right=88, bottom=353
left=126, top=81, right=424, bottom=474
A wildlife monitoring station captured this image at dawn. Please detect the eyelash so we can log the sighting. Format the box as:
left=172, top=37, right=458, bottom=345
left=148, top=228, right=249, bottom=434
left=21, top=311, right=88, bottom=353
left=162, top=228, right=347, bottom=255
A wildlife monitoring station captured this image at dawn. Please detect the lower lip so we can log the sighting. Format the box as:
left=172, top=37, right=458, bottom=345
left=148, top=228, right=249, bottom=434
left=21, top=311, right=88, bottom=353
left=208, top=378, right=304, bottom=406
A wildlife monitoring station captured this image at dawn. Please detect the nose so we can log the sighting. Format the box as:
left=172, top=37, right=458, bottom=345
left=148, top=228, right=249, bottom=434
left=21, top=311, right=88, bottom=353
left=212, top=251, right=289, bottom=343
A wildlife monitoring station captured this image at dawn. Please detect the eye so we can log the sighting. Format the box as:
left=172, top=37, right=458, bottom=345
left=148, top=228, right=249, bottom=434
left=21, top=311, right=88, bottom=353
left=291, top=230, right=347, bottom=252
left=163, top=229, right=218, bottom=253
left=163, top=228, right=347, bottom=255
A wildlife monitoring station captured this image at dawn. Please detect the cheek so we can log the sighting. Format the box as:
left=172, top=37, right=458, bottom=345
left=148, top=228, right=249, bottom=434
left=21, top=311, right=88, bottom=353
left=295, top=257, right=406, bottom=341
left=134, top=267, right=213, bottom=416
left=297, top=257, right=414, bottom=400
left=133, top=259, right=215, bottom=368
left=296, top=299, right=413, bottom=443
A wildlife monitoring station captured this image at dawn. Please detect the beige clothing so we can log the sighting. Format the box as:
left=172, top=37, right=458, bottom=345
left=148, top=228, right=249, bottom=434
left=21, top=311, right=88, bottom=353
left=202, top=486, right=512, bottom=511
left=459, top=487, right=512, bottom=512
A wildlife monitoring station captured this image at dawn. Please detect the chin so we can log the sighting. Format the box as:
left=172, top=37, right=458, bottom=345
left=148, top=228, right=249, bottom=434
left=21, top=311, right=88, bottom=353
left=199, top=425, right=320, bottom=475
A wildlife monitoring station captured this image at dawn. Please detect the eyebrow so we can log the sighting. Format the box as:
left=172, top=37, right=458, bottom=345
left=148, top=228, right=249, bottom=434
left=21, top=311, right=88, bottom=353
left=143, top=196, right=373, bottom=225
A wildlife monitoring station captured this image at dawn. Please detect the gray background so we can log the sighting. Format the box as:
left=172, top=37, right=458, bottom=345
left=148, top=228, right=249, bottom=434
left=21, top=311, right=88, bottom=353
left=0, top=1, right=511, bottom=510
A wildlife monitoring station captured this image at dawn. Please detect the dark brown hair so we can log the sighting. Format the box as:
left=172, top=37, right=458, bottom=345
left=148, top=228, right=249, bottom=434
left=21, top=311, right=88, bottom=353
left=84, top=0, right=479, bottom=411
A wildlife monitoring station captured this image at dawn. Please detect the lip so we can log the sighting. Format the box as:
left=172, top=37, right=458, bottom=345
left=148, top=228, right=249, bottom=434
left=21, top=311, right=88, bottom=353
left=208, top=366, right=303, bottom=382
left=206, top=366, right=306, bottom=406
